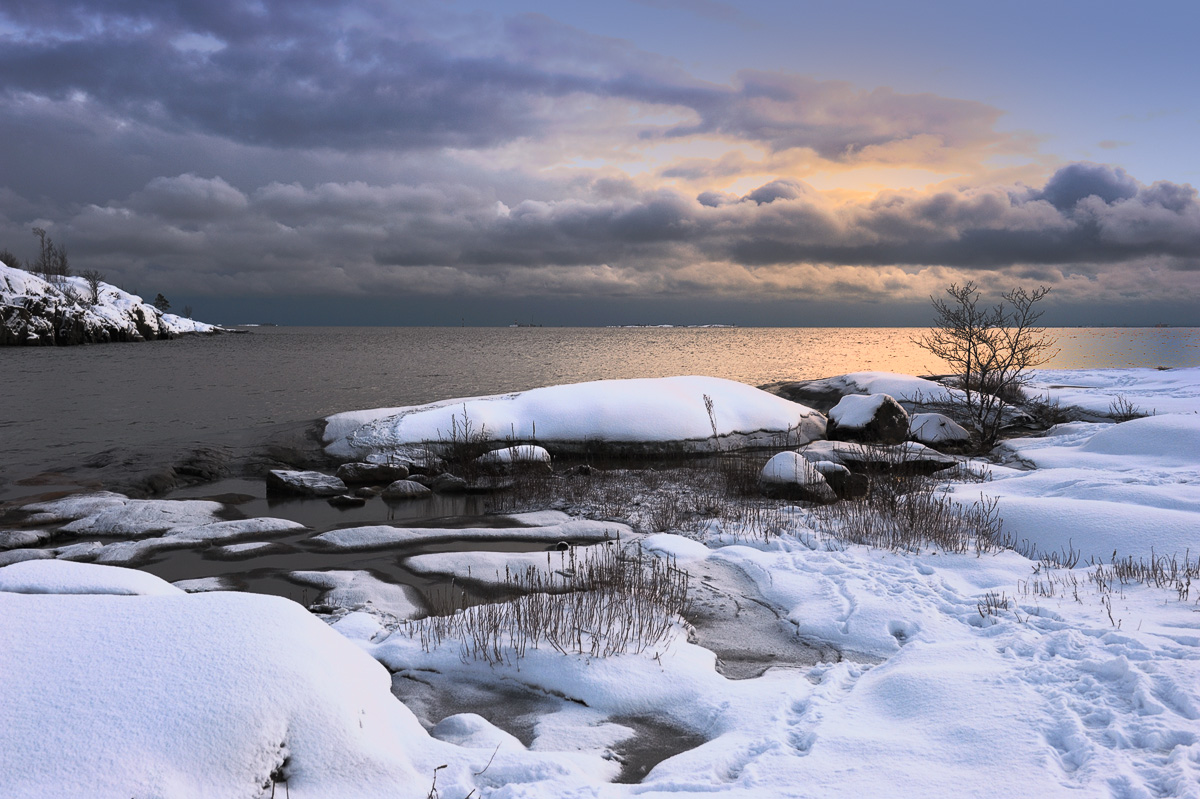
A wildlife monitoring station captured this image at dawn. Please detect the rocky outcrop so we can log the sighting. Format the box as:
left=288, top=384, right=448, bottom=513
left=1, top=262, right=221, bottom=346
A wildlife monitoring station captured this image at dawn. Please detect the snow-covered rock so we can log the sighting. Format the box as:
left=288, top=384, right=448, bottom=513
left=380, top=479, right=433, bottom=500
left=324, top=376, right=826, bottom=460
left=0, top=261, right=221, bottom=346
left=266, top=469, right=348, bottom=497
left=475, top=444, right=552, bottom=467
left=798, top=440, right=958, bottom=473
left=758, top=452, right=837, bottom=502
left=909, top=412, right=971, bottom=445
left=827, top=393, right=910, bottom=445
left=289, top=569, right=424, bottom=619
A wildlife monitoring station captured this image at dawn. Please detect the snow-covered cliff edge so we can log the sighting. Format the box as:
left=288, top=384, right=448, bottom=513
left=0, top=262, right=223, bottom=346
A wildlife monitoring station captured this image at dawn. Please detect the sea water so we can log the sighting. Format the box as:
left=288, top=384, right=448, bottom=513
left=2, top=326, right=1196, bottom=495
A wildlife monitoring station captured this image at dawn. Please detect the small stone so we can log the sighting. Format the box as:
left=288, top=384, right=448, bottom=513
left=327, top=494, right=367, bottom=508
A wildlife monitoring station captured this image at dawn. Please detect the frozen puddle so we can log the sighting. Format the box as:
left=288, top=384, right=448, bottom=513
left=391, top=671, right=708, bottom=784
left=686, top=557, right=842, bottom=679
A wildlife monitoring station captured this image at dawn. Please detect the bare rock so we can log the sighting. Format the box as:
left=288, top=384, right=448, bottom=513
left=335, top=462, right=410, bottom=485
left=266, top=469, right=347, bottom=497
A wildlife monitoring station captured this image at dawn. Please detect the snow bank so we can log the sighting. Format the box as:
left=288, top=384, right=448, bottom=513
left=0, top=567, right=451, bottom=798
left=0, top=558, right=183, bottom=596
left=324, top=376, right=825, bottom=460
left=1028, top=366, right=1200, bottom=416
left=954, top=413, right=1200, bottom=560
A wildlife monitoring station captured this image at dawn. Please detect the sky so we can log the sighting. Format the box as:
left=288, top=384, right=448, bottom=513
left=1, top=0, right=1198, bottom=326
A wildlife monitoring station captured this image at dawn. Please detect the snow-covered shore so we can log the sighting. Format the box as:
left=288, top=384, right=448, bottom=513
left=0, top=261, right=224, bottom=345
left=2, top=369, right=1199, bottom=798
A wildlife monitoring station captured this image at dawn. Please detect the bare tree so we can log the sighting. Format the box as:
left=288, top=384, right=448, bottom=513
left=80, top=269, right=106, bottom=305
left=182, top=304, right=193, bottom=319
left=915, top=282, right=1057, bottom=450
left=30, top=227, right=71, bottom=286
left=31, top=227, right=50, bottom=281
left=0, top=248, right=18, bottom=269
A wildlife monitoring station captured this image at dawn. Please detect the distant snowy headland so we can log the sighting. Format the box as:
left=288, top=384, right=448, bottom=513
left=0, top=261, right=227, bottom=346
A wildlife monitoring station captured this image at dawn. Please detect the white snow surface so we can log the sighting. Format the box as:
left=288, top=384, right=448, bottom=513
left=0, top=576, right=460, bottom=798
left=0, top=559, right=184, bottom=596
left=314, top=519, right=629, bottom=551
left=1027, top=366, right=1200, bottom=416
left=324, top=375, right=825, bottom=459
left=290, top=569, right=424, bottom=620
left=821, top=371, right=960, bottom=404
left=950, top=412, right=1200, bottom=560
left=404, top=548, right=604, bottom=583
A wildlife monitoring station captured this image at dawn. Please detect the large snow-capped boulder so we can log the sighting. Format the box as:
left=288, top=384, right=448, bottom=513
left=324, top=376, right=826, bottom=460
left=758, top=452, right=837, bottom=503
left=0, top=262, right=220, bottom=346
left=827, top=393, right=910, bottom=445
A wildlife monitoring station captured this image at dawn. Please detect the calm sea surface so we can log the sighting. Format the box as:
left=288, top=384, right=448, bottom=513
left=3, top=326, right=1197, bottom=497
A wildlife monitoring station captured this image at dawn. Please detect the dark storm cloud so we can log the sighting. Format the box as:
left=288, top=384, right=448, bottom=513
left=1035, top=162, right=1139, bottom=209
left=24, top=163, right=1195, bottom=303
left=0, top=0, right=1012, bottom=160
